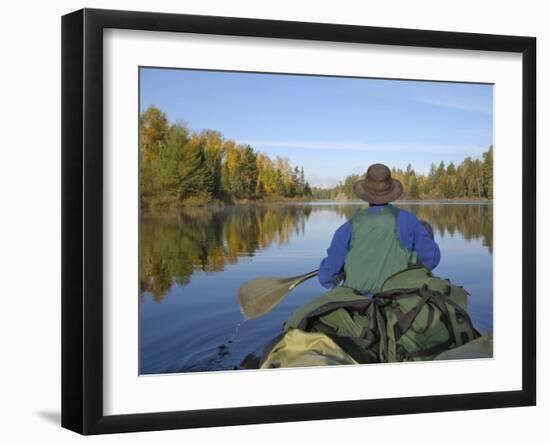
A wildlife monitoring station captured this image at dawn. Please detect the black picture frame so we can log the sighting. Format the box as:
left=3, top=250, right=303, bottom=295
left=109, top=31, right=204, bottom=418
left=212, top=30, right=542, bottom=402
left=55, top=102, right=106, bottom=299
left=61, top=8, right=536, bottom=435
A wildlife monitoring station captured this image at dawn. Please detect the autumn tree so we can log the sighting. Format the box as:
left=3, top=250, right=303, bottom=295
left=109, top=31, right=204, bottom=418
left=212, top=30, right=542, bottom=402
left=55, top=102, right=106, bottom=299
left=139, top=105, right=312, bottom=206
left=139, top=105, right=169, bottom=201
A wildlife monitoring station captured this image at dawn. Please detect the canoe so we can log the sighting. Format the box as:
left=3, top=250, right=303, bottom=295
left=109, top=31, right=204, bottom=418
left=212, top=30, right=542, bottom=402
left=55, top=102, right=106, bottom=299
left=434, top=334, right=493, bottom=360
left=256, top=330, right=492, bottom=369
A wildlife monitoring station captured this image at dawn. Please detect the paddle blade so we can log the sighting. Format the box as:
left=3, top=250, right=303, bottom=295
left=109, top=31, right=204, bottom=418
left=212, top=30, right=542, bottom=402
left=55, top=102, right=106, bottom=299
left=238, top=271, right=318, bottom=320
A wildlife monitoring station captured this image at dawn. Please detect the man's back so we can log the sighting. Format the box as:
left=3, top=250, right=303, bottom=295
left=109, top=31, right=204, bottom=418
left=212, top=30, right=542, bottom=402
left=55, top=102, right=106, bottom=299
left=318, top=164, right=441, bottom=290
left=343, top=205, right=417, bottom=292
left=319, top=204, right=440, bottom=289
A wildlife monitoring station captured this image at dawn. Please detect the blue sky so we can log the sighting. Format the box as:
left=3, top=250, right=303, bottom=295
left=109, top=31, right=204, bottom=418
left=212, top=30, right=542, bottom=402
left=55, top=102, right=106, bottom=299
left=140, top=68, right=493, bottom=188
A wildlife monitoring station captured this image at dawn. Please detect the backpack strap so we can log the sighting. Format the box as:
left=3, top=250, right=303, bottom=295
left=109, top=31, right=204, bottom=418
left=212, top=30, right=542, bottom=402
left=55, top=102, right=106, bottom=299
left=298, top=311, right=381, bottom=364
left=389, top=285, right=432, bottom=341
left=376, top=285, right=475, bottom=361
left=405, top=336, right=455, bottom=359
left=294, top=298, right=372, bottom=331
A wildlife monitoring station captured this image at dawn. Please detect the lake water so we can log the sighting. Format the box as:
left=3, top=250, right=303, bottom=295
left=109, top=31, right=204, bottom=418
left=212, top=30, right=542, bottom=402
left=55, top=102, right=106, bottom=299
left=139, top=201, right=493, bottom=374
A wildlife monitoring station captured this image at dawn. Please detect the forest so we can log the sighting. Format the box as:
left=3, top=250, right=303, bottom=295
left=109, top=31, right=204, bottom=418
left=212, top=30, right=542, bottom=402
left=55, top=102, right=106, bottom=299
left=140, top=105, right=312, bottom=207
left=312, top=146, right=493, bottom=200
left=140, top=105, right=493, bottom=206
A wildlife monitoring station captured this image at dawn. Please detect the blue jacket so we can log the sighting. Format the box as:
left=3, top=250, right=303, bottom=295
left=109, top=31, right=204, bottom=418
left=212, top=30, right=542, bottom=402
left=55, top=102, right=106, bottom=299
left=319, top=206, right=441, bottom=288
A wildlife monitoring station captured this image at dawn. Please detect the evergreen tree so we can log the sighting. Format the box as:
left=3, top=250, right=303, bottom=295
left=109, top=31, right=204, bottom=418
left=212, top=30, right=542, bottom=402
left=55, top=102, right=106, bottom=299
left=446, top=162, right=457, bottom=176
left=200, top=130, right=225, bottom=196
left=444, top=176, right=455, bottom=199
left=240, top=145, right=259, bottom=198
left=179, top=139, right=208, bottom=196
left=157, top=122, right=190, bottom=196
left=409, top=175, right=419, bottom=199
left=455, top=169, right=465, bottom=198
left=436, top=161, right=446, bottom=178
left=483, top=146, right=493, bottom=199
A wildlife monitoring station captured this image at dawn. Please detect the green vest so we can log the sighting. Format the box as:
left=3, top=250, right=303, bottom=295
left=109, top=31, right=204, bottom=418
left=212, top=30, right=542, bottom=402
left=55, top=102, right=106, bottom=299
left=343, top=205, right=417, bottom=293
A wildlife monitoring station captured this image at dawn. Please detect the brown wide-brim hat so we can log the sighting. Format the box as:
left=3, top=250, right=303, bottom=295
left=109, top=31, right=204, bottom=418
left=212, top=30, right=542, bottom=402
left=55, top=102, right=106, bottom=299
left=353, top=163, right=403, bottom=204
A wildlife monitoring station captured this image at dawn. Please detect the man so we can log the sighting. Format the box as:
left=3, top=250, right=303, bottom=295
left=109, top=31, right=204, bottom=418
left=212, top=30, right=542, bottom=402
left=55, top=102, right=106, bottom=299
left=319, top=163, right=440, bottom=293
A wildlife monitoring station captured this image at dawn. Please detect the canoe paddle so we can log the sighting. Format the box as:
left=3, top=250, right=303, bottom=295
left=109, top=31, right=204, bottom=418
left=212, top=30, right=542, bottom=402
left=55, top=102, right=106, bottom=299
left=238, top=270, right=318, bottom=319
left=238, top=219, right=434, bottom=320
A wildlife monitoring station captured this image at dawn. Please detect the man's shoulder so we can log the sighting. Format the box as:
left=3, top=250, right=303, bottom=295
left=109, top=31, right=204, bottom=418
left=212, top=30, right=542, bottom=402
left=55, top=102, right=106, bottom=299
left=334, top=218, right=352, bottom=235
left=395, top=206, right=416, bottom=218
left=395, top=207, right=421, bottom=225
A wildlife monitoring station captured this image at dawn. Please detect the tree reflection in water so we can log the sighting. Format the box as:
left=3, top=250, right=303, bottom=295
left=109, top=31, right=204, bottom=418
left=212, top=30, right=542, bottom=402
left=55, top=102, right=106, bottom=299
left=140, top=202, right=492, bottom=302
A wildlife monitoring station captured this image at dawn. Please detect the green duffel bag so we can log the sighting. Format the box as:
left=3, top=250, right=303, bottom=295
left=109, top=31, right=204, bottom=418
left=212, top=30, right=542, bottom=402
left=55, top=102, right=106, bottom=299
left=283, top=266, right=480, bottom=364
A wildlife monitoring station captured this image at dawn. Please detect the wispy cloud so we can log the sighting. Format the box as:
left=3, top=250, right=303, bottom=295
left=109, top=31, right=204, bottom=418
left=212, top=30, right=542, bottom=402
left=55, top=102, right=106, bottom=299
left=238, top=139, right=486, bottom=155
left=306, top=174, right=343, bottom=189
left=416, top=97, right=493, bottom=115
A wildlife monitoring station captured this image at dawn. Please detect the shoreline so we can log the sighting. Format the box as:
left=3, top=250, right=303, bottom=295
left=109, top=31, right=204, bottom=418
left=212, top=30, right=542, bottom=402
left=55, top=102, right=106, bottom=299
left=140, top=195, right=315, bottom=209
left=140, top=196, right=492, bottom=210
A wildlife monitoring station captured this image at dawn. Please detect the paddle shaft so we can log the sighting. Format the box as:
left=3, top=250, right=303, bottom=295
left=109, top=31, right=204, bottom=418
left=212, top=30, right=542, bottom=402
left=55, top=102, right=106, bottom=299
left=288, top=270, right=319, bottom=290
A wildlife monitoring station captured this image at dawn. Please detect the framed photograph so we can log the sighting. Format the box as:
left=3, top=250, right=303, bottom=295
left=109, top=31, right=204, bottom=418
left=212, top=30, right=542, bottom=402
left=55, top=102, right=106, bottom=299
left=61, top=8, right=536, bottom=435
